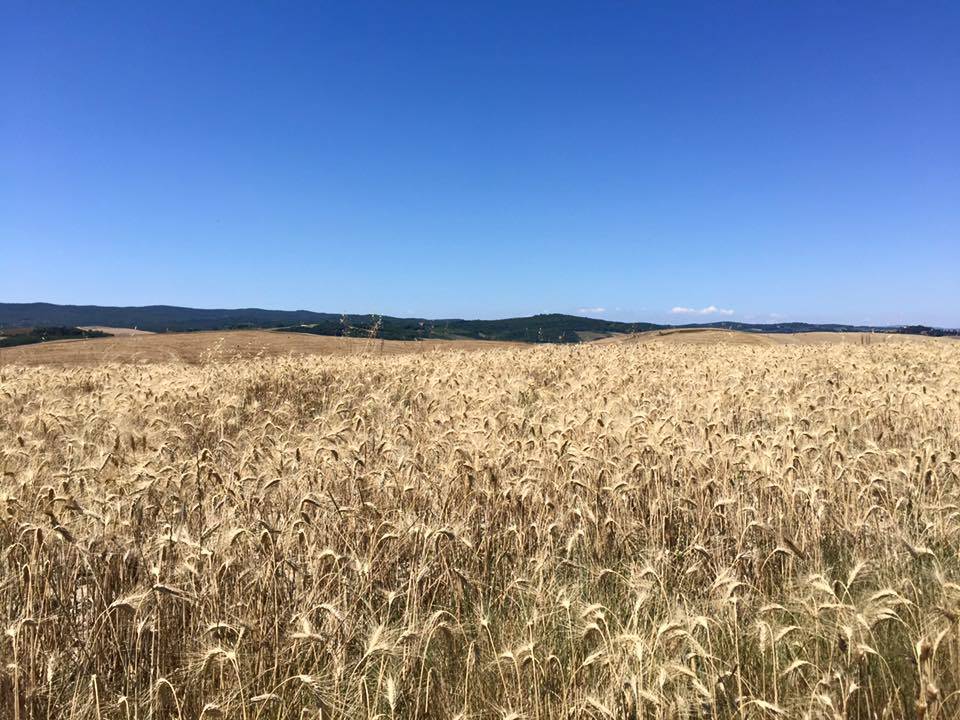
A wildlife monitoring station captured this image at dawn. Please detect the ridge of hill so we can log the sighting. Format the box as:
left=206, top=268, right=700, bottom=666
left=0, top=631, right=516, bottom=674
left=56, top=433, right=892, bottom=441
left=0, top=302, right=341, bottom=333
left=1, top=303, right=957, bottom=343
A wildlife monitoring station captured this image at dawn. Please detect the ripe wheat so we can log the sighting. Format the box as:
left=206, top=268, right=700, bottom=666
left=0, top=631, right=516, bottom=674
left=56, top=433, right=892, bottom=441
left=1, top=340, right=959, bottom=718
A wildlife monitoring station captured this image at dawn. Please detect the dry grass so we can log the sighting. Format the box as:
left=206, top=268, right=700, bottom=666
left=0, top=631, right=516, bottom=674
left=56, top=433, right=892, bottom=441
left=1, top=340, right=959, bottom=719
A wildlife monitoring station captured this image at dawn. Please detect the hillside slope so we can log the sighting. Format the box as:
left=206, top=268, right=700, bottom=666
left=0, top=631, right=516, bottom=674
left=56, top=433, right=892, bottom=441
left=2, top=303, right=956, bottom=342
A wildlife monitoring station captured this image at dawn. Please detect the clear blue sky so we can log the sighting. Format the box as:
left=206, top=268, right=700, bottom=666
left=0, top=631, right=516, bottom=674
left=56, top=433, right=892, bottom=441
left=3, top=2, right=958, bottom=326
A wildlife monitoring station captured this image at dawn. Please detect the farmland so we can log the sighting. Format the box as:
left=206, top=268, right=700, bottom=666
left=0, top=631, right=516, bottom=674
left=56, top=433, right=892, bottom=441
left=0, top=330, right=519, bottom=367
left=1, top=336, right=959, bottom=718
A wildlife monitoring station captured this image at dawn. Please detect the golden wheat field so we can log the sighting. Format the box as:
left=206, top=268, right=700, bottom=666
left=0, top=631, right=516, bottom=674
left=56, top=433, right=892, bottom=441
left=2, top=338, right=960, bottom=719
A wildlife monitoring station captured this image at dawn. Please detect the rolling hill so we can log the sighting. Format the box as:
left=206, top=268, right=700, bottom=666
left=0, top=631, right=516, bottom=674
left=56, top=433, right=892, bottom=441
left=1, top=303, right=956, bottom=343
left=0, top=302, right=341, bottom=333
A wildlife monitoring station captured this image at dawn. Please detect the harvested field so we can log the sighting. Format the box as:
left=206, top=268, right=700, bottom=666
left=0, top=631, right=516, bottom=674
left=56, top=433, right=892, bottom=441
left=1, top=340, right=959, bottom=718
left=77, top=326, right=155, bottom=336
left=618, top=328, right=909, bottom=346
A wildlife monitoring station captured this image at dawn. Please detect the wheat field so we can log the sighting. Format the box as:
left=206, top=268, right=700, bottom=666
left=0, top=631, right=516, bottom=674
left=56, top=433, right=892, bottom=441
left=2, top=339, right=959, bottom=719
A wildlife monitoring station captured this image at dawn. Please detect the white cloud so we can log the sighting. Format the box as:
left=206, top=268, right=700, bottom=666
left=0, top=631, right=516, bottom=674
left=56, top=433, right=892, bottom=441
left=670, top=305, right=735, bottom=316
left=577, top=307, right=606, bottom=315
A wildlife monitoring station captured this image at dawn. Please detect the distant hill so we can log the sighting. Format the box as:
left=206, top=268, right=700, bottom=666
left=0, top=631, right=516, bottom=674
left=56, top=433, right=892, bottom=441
left=285, top=313, right=662, bottom=343
left=676, top=321, right=959, bottom=337
left=0, top=303, right=342, bottom=333
left=1, top=303, right=956, bottom=343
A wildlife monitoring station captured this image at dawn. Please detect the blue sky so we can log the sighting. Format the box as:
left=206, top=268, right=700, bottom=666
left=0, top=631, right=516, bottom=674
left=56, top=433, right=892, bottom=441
left=3, top=2, right=958, bottom=326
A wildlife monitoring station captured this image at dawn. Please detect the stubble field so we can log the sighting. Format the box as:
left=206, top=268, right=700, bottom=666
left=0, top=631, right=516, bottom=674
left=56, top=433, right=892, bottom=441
left=2, top=337, right=959, bottom=718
